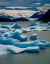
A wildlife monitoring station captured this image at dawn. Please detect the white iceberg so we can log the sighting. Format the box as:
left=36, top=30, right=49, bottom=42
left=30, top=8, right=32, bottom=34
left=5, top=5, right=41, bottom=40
left=0, top=44, right=40, bottom=55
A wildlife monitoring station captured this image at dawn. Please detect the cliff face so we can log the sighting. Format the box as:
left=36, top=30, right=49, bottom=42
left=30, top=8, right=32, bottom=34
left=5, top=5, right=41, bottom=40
left=38, top=9, right=50, bottom=23
left=30, top=11, right=45, bottom=18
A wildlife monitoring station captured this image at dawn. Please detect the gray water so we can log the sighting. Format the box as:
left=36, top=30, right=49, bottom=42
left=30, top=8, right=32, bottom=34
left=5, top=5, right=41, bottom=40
left=0, top=21, right=50, bottom=64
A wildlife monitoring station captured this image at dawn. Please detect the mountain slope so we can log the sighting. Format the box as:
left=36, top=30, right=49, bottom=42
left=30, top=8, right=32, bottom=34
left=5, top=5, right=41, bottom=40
left=30, top=11, right=45, bottom=18
left=38, top=9, right=50, bottom=23
left=0, top=13, right=29, bottom=22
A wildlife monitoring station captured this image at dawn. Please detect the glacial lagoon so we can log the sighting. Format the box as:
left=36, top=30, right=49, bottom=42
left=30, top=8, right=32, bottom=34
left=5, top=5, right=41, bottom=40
left=0, top=21, right=50, bottom=64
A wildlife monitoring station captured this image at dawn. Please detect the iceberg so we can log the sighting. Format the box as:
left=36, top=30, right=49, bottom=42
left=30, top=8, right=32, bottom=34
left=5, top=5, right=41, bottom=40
left=8, top=22, right=14, bottom=25
left=39, top=40, right=50, bottom=47
left=30, top=22, right=44, bottom=27
left=46, top=42, right=50, bottom=47
left=2, top=31, right=27, bottom=42
left=0, top=38, right=47, bottom=49
left=30, top=25, right=47, bottom=31
left=26, top=28, right=31, bottom=32
left=0, top=28, right=9, bottom=33
left=29, top=34, right=38, bottom=40
left=38, top=23, right=44, bottom=26
left=29, top=22, right=49, bottom=31
left=30, top=22, right=37, bottom=26
left=8, top=32, right=27, bottom=42
left=14, top=29, right=22, bottom=33
left=48, top=22, right=50, bottom=26
left=37, top=42, right=47, bottom=49
left=46, top=26, right=50, bottom=30
left=0, top=37, right=50, bottom=55
left=0, top=44, right=40, bottom=55
left=21, top=28, right=27, bottom=33
left=12, top=23, right=22, bottom=29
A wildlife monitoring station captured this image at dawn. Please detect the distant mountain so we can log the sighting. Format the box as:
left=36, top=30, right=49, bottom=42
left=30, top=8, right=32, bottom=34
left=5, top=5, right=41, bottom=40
left=0, top=17, right=14, bottom=22
left=38, top=9, right=50, bottom=23
left=0, top=13, right=14, bottom=20
left=0, top=13, right=29, bottom=22
left=13, top=17, right=29, bottom=21
left=0, top=13, right=16, bottom=22
left=30, top=11, right=45, bottom=18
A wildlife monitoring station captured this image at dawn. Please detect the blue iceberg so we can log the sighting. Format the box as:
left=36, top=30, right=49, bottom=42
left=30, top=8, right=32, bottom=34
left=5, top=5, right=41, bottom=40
left=46, top=26, right=50, bottom=30
left=2, top=31, right=27, bottom=42
left=8, top=32, right=27, bottom=42
left=21, top=28, right=27, bottom=33
left=12, top=23, right=22, bottom=29
left=0, top=28, right=9, bottom=33
left=46, top=42, right=50, bottom=47
left=39, top=40, right=50, bottom=47
left=0, top=37, right=50, bottom=55
left=8, top=22, right=14, bottom=25
left=29, top=34, right=38, bottom=40
left=48, top=22, right=50, bottom=26
left=30, top=22, right=37, bottom=26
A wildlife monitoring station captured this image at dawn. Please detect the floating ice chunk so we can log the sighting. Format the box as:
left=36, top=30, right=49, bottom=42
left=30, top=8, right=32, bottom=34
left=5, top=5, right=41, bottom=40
left=39, top=40, right=50, bottom=47
left=27, top=28, right=31, bottom=32
left=46, top=26, right=50, bottom=30
left=8, top=32, right=27, bottom=42
left=1, top=25, right=9, bottom=29
left=0, top=38, right=36, bottom=48
left=0, top=24, right=2, bottom=27
left=0, top=38, right=14, bottom=45
left=7, top=46, right=40, bottom=53
left=30, top=22, right=37, bottom=26
left=7, top=22, right=15, bottom=28
left=14, top=29, right=22, bottom=33
left=0, top=28, right=8, bottom=33
left=48, top=22, right=50, bottom=26
left=30, top=26, right=42, bottom=31
left=46, top=42, right=50, bottom=47
left=6, top=45, right=27, bottom=53
left=26, top=46, right=40, bottom=53
left=30, top=26, right=36, bottom=30
left=39, top=40, right=47, bottom=43
left=29, top=22, right=49, bottom=31
left=13, top=41, right=37, bottom=48
left=0, top=44, right=9, bottom=55
left=0, top=37, right=49, bottom=50
left=32, top=40, right=47, bottom=49
left=14, top=40, right=49, bottom=49
left=34, top=26, right=43, bottom=31
left=2, top=31, right=13, bottom=38
left=29, top=34, right=38, bottom=40
left=30, top=25, right=47, bottom=31
left=8, top=22, right=14, bottom=25
left=21, top=28, right=27, bottom=33
left=0, top=44, right=40, bottom=55
left=37, top=42, right=47, bottom=49
left=12, top=23, right=22, bottom=29
left=38, top=23, right=44, bottom=26
left=3, top=33, right=9, bottom=37
left=30, top=22, right=44, bottom=27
